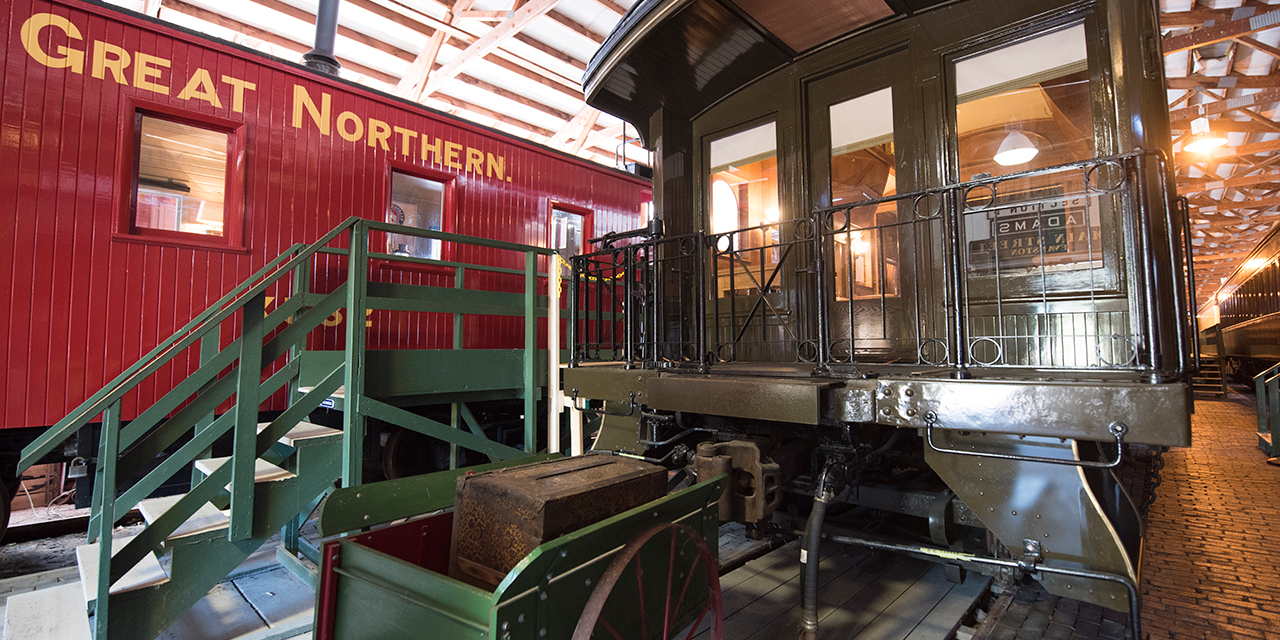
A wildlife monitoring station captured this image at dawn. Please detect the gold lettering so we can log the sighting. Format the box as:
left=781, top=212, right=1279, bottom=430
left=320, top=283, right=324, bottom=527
left=421, top=135, right=441, bottom=163
left=20, top=13, right=84, bottom=74
left=367, top=118, right=391, bottom=151
left=444, top=141, right=462, bottom=169
left=177, top=68, right=222, bottom=108
left=393, top=126, right=417, bottom=156
left=133, top=52, right=170, bottom=95
left=91, top=40, right=129, bottom=83
left=221, top=76, right=255, bottom=113
left=465, top=147, right=484, bottom=173
left=486, top=152, right=504, bottom=180
left=291, top=85, right=331, bottom=135
left=337, top=112, right=363, bottom=142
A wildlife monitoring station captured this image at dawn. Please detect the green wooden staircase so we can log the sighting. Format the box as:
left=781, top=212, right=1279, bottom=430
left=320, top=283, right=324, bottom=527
left=9, top=218, right=562, bottom=640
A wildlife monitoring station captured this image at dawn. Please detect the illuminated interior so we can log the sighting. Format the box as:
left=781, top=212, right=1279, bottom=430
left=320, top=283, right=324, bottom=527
left=387, top=172, right=445, bottom=260
left=955, top=25, right=1103, bottom=276
left=134, top=116, right=228, bottom=237
left=955, top=25, right=1093, bottom=181
left=829, top=88, right=900, bottom=300
left=709, top=122, right=781, bottom=297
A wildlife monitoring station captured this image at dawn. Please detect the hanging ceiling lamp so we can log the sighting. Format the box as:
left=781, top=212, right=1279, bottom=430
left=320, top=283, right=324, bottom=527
left=993, top=130, right=1039, bottom=166
left=1184, top=116, right=1229, bottom=154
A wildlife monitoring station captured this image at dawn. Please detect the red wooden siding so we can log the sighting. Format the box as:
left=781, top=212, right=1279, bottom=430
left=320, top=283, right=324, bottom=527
left=0, top=0, right=649, bottom=429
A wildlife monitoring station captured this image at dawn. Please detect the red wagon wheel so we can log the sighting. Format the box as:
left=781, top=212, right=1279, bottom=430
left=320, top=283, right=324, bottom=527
left=572, top=522, right=723, bottom=640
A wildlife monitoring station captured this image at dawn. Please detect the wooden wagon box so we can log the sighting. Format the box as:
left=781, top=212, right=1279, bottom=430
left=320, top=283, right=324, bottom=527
left=449, top=455, right=667, bottom=590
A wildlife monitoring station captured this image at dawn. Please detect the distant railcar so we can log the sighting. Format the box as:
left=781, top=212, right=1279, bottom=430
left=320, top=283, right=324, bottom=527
left=566, top=0, right=1192, bottom=636
left=0, top=0, right=648, bottom=531
left=1213, top=226, right=1280, bottom=380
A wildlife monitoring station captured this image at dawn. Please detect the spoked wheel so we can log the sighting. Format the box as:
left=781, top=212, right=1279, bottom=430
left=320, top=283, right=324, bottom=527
left=572, top=522, right=723, bottom=640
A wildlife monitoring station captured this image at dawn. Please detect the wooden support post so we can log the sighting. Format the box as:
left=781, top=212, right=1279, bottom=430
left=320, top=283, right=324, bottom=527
left=343, top=222, right=370, bottom=488
left=230, top=292, right=265, bottom=541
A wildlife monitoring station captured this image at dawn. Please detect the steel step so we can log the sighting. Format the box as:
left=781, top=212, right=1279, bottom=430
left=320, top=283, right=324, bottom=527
left=1, top=583, right=91, bottom=640
left=75, top=536, right=169, bottom=606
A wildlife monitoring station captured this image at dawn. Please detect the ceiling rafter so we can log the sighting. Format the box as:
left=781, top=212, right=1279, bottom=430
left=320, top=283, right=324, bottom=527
left=1162, top=8, right=1280, bottom=54
left=355, top=0, right=581, bottom=93
left=1168, top=87, right=1280, bottom=122
left=1179, top=171, right=1280, bottom=195
left=547, top=9, right=606, bottom=44
left=420, top=0, right=566, bottom=99
left=398, top=0, right=476, bottom=100
left=163, top=0, right=400, bottom=84
left=1167, top=74, right=1280, bottom=90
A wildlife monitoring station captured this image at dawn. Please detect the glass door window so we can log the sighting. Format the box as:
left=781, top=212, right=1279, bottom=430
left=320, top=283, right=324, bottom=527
left=828, top=88, right=900, bottom=300
left=708, top=121, right=781, bottom=297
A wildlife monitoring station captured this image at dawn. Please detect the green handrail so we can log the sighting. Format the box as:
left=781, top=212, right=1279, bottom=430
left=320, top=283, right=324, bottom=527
left=18, top=215, right=362, bottom=472
left=39, top=215, right=562, bottom=638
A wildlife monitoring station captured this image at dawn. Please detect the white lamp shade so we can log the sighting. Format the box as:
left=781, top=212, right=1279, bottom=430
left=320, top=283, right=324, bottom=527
left=994, top=131, right=1039, bottom=166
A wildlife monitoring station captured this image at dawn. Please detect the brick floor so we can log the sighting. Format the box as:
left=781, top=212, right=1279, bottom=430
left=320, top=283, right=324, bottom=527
left=1140, top=391, right=1280, bottom=640
left=981, top=391, right=1280, bottom=640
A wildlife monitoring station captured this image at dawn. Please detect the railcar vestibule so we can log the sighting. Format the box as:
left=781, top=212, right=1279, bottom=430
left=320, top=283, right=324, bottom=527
left=569, top=0, right=1188, bottom=627
left=610, top=1, right=1177, bottom=373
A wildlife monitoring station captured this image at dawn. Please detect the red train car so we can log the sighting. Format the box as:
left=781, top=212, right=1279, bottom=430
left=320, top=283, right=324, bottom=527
left=0, top=0, right=649, bottom=505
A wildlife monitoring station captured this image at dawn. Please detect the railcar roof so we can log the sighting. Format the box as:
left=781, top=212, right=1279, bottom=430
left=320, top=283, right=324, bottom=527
left=583, top=0, right=952, bottom=142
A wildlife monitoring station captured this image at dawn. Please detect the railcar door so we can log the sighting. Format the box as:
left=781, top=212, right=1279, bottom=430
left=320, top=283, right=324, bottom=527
left=805, top=50, right=928, bottom=366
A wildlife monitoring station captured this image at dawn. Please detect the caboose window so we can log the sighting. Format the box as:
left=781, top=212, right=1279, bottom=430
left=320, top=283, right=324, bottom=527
left=828, top=88, right=900, bottom=301
left=708, top=121, right=780, bottom=297
left=954, top=25, right=1092, bottom=180
left=133, top=116, right=230, bottom=237
left=386, top=171, right=445, bottom=260
left=551, top=206, right=589, bottom=277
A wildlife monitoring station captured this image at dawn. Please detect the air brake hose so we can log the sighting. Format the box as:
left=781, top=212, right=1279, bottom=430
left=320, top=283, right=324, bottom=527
left=800, top=462, right=843, bottom=640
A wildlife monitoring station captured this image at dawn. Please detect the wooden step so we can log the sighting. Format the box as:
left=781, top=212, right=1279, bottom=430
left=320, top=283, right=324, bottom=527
left=297, top=385, right=345, bottom=399
left=193, top=457, right=295, bottom=483
left=257, top=421, right=342, bottom=447
left=1, top=583, right=91, bottom=640
left=75, top=536, right=169, bottom=605
left=137, top=494, right=230, bottom=540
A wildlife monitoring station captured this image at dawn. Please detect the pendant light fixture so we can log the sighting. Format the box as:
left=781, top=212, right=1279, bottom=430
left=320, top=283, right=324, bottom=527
left=993, top=130, right=1039, bottom=166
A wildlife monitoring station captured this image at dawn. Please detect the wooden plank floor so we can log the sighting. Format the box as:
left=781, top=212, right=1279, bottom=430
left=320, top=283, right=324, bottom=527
left=693, top=540, right=989, bottom=640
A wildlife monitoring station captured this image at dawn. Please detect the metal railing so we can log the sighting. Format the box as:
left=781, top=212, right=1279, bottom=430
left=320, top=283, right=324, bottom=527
left=16, top=217, right=560, bottom=639
left=570, top=151, right=1192, bottom=379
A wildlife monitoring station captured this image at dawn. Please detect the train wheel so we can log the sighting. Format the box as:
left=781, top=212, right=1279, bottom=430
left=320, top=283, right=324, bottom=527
left=572, top=523, right=723, bottom=640
left=381, top=428, right=451, bottom=480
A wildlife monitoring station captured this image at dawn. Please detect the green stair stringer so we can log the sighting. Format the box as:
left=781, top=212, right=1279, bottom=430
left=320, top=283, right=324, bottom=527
left=105, top=434, right=340, bottom=640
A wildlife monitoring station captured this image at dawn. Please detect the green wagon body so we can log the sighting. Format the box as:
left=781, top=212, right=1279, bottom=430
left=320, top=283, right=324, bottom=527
left=314, top=473, right=726, bottom=640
